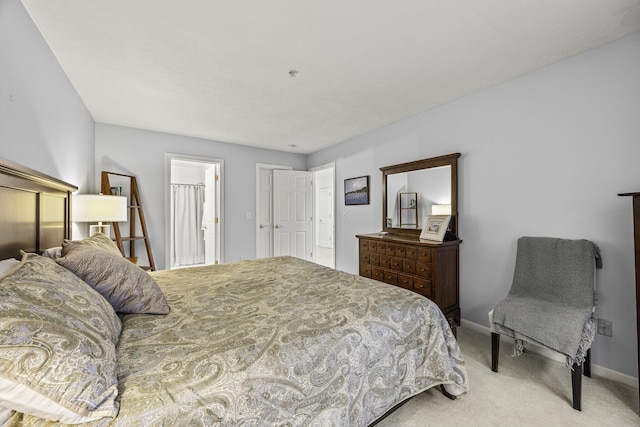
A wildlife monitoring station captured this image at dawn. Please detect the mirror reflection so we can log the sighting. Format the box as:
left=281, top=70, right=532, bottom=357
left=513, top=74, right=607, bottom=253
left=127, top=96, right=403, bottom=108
left=386, top=166, right=451, bottom=229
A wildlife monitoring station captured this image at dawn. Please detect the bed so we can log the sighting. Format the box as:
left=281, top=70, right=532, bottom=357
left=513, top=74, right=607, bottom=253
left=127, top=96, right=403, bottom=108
left=0, top=157, right=468, bottom=426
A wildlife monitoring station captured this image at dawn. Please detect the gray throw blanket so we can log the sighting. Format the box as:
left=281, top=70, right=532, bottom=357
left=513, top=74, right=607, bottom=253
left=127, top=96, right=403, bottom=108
left=492, top=237, right=599, bottom=366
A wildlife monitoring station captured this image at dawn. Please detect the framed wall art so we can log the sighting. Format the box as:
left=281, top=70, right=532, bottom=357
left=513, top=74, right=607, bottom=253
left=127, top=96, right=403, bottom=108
left=344, top=176, right=370, bottom=205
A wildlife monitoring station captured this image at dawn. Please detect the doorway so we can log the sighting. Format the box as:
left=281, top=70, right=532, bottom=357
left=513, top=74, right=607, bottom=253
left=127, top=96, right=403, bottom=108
left=312, top=164, right=335, bottom=268
left=165, top=154, right=223, bottom=269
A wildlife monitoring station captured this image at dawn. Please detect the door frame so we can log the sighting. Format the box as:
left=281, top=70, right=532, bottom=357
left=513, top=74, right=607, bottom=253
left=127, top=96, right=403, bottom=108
left=165, top=153, right=225, bottom=268
left=255, top=163, right=292, bottom=259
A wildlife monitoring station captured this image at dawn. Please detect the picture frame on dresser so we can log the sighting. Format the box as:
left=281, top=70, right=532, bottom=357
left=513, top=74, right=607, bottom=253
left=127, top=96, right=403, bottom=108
left=420, top=215, right=451, bottom=243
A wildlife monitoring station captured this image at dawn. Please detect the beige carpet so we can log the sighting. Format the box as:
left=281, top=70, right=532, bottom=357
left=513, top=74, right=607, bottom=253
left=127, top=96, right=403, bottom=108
left=376, top=326, right=639, bottom=426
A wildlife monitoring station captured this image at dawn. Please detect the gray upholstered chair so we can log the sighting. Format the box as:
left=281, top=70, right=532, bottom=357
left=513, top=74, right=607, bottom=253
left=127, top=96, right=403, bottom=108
left=489, top=236, right=601, bottom=411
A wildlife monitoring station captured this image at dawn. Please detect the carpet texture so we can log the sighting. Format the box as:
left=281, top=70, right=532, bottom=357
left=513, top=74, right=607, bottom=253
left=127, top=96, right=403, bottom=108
left=376, top=325, right=639, bottom=426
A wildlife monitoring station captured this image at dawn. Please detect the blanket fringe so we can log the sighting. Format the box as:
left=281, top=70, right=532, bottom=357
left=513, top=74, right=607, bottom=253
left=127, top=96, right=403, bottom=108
left=511, top=339, right=526, bottom=357
left=567, top=316, right=596, bottom=368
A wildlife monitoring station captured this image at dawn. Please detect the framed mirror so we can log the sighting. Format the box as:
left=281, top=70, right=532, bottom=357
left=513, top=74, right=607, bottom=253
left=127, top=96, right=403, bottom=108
left=381, top=153, right=460, bottom=237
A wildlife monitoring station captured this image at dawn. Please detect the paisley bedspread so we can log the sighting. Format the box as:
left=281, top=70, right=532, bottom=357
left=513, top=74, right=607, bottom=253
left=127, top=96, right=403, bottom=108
left=12, top=256, right=468, bottom=426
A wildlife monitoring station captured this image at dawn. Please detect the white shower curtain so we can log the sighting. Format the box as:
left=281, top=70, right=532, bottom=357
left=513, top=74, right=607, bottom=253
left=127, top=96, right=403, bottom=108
left=171, top=184, right=205, bottom=267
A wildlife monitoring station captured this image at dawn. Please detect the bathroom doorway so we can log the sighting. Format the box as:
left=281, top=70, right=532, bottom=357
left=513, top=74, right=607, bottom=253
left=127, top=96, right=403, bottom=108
left=165, top=154, right=223, bottom=269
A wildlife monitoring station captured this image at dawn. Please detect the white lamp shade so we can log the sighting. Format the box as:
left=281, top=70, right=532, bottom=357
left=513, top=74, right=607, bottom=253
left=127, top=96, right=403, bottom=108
left=431, top=204, right=452, bottom=215
left=73, top=194, right=127, bottom=222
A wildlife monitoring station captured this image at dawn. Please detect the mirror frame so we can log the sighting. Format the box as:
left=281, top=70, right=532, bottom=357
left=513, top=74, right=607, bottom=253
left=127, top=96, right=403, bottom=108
left=381, top=152, right=460, bottom=237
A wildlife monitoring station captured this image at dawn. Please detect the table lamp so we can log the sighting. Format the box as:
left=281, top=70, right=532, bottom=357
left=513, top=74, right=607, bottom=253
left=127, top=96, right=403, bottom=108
left=431, top=204, right=452, bottom=215
left=73, top=194, right=127, bottom=236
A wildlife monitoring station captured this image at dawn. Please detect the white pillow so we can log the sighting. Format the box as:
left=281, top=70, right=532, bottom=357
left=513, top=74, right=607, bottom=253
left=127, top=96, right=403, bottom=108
left=0, top=258, right=20, bottom=277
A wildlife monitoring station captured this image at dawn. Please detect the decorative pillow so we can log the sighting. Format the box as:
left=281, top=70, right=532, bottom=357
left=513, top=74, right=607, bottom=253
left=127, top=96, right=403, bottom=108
left=57, top=246, right=170, bottom=314
left=0, top=253, right=121, bottom=423
left=61, top=232, right=121, bottom=257
left=0, top=258, right=19, bottom=277
left=41, top=246, right=63, bottom=259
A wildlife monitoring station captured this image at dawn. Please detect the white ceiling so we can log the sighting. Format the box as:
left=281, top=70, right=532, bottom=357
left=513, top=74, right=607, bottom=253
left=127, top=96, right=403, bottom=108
left=21, top=1, right=640, bottom=154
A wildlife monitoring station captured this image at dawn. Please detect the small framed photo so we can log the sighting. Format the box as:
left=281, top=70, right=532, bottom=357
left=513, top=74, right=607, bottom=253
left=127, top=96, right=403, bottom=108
left=420, top=215, right=451, bottom=242
left=344, top=176, right=370, bottom=205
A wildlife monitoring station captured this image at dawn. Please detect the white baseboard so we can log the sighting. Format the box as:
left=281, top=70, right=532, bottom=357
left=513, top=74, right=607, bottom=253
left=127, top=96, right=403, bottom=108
left=460, top=319, right=639, bottom=389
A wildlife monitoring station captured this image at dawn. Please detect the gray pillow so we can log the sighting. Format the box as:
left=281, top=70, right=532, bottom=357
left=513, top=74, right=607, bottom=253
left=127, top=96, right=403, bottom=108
left=57, top=246, right=170, bottom=314
left=41, top=246, right=62, bottom=259
left=0, top=253, right=120, bottom=423
left=61, top=232, right=122, bottom=257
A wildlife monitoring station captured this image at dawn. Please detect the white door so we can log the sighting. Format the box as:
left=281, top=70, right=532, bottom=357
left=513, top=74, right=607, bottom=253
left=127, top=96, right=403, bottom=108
left=273, top=170, right=312, bottom=260
left=318, top=186, right=333, bottom=248
left=256, top=168, right=274, bottom=258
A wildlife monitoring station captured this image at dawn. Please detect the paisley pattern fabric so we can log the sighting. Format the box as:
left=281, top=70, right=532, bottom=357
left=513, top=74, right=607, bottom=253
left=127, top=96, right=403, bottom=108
left=9, top=256, right=468, bottom=427
left=0, top=253, right=121, bottom=424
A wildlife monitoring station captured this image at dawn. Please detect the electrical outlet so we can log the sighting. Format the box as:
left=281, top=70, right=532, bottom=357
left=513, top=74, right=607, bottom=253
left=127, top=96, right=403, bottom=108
left=597, top=318, right=613, bottom=337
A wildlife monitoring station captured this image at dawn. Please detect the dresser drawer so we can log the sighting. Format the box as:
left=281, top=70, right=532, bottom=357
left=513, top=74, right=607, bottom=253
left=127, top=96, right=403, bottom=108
left=359, top=251, right=370, bottom=264
left=380, top=255, right=391, bottom=269
left=390, top=257, right=403, bottom=271
left=413, top=277, right=432, bottom=297
left=404, top=245, right=418, bottom=260
left=403, top=259, right=416, bottom=274
left=359, top=239, right=370, bottom=253
left=377, top=242, right=387, bottom=254
left=395, top=245, right=406, bottom=258
left=417, top=248, right=432, bottom=263
left=385, top=243, right=396, bottom=256
left=371, top=267, right=384, bottom=282
left=370, top=253, right=380, bottom=266
left=415, top=262, right=432, bottom=278
left=359, top=263, right=371, bottom=278
left=383, top=270, right=398, bottom=285
left=397, top=273, right=413, bottom=289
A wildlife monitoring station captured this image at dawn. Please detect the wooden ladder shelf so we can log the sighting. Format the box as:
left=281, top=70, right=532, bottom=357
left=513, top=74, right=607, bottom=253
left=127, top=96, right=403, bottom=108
left=101, top=171, right=156, bottom=271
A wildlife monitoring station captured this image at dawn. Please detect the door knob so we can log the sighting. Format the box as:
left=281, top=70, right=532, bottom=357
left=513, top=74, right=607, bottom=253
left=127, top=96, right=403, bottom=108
left=274, top=224, right=283, bottom=229
left=259, top=224, right=268, bottom=228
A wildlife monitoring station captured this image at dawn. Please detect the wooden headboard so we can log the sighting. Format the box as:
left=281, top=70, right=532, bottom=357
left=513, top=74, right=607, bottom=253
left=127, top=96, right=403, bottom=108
left=0, top=157, right=77, bottom=259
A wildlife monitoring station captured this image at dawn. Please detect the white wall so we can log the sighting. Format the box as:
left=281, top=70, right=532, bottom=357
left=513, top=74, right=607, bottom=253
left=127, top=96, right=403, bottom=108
left=0, top=0, right=94, bottom=193
left=95, top=123, right=307, bottom=269
left=309, top=32, right=640, bottom=378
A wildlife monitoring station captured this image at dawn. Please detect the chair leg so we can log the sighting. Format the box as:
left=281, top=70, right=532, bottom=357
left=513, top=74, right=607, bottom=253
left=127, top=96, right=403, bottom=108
left=571, top=361, right=582, bottom=411
left=491, top=332, right=500, bottom=372
left=583, top=348, right=592, bottom=378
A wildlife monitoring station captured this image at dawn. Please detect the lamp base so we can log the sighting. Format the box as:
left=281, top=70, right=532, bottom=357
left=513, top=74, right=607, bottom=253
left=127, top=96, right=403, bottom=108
left=89, top=223, right=111, bottom=237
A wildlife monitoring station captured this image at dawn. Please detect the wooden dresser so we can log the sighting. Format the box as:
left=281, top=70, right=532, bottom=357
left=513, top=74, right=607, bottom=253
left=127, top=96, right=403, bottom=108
left=356, top=233, right=461, bottom=328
